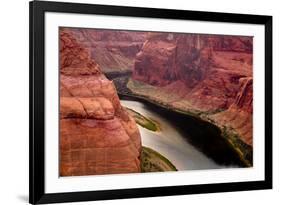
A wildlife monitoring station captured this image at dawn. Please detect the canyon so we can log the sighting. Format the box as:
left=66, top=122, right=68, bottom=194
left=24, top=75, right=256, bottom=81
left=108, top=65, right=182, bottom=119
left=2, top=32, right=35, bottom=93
left=133, top=34, right=252, bottom=137
left=59, top=27, right=254, bottom=175
left=63, top=27, right=146, bottom=73
left=130, top=33, right=253, bottom=164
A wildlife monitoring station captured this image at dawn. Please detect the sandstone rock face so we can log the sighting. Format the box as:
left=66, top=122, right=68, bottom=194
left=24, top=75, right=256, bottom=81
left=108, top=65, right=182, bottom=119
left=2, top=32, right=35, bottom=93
left=59, top=30, right=141, bottom=176
left=211, top=77, right=253, bottom=144
left=208, top=36, right=253, bottom=53
left=133, top=33, right=212, bottom=87
left=62, top=28, right=146, bottom=73
left=131, top=33, right=253, bottom=145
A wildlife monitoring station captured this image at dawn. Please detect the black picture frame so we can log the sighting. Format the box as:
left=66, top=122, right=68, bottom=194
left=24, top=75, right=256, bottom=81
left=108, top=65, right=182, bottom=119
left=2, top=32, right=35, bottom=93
left=29, top=0, right=272, bottom=204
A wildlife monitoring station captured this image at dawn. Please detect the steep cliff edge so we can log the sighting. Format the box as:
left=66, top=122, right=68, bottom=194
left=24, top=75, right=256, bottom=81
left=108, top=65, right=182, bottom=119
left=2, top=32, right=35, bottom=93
left=59, top=30, right=142, bottom=176
left=211, top=77, right=253, bottom=144
left=128, top=33, right=253, bottom=164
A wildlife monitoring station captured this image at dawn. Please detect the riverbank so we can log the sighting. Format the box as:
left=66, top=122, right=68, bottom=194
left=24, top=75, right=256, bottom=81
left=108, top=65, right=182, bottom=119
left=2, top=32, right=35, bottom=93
left=124, top=78, right=250, bottom=167
left=110, top=73, right=252, bottom=167
left=141, top=146, right=177, bottom=172
left=125, top=107, right=160, bottom=132
left=126, top=107, right=177, bottom=171
left=126, top=78, right=252, bottom=167
left=121, top=100, right=229, bottom=170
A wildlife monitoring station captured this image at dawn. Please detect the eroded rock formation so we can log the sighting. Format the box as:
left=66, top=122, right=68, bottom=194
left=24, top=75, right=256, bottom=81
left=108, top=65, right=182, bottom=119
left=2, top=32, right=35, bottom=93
left=59, top=29, right=141, bottom=176
left=208, top=36, right=253, bottom=53
left=62, top=28, right=146, bottom=73
left=211, top=77, right=253, bottom=144
left=133, top=33, right=212, bottom=87
left=131, top=33, right=253, bottom=145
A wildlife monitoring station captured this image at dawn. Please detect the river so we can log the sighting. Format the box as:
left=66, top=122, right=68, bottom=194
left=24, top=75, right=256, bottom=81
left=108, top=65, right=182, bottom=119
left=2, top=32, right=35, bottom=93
left=121, top=100, right=226, bottom=170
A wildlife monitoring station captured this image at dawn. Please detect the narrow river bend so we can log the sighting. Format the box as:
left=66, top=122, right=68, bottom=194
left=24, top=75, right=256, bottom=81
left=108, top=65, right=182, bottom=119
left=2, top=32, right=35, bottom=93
left=121, top=100, right=228, bottom=170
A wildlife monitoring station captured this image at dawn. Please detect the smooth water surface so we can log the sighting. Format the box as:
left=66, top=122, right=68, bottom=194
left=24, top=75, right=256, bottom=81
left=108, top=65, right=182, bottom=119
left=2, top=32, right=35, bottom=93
left=121, top=100, right=225, bottom=170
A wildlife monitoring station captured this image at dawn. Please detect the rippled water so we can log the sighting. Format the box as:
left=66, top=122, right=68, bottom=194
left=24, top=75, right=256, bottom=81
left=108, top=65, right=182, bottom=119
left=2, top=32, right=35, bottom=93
left=121, top=100, right=225, bottom=170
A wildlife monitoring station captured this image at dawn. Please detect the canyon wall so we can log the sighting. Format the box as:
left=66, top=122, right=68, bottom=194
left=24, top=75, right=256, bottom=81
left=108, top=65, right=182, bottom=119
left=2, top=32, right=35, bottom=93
left=59, top=29, right=142, bottom=176
left=62, top=28, right=146, bottom=73
left=209, top=36, right=253, bottom=53
left=133, top=33, right=212, bottom=87
left=131, top=33, right=253, bottom=145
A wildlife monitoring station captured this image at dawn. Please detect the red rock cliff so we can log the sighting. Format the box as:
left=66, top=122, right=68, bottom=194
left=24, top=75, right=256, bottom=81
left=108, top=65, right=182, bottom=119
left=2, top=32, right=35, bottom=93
left=130, top=33, right=253, bottom=145
left=209, top=36, right=253, bottom=53
left=59, top=29, right=142, bottom=176
left=133, top=33, right=212, bottom=87
left=211, top=77, right=253, bottom=144
left=62, top=28, right=146, bottom=73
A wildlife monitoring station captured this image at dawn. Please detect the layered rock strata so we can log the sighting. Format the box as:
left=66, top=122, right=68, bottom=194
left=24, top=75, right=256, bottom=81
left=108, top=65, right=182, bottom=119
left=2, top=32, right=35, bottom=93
left=130, top=33, right=253, bottom=146
left=59, top=30, right=141, bottom=176
left=61, top=27, right=146, bottom=73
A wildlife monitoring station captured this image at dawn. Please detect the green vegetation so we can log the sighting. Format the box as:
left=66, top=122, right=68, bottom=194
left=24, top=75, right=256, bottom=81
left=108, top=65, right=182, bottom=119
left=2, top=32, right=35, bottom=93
left=141, top=146, right=177, bottom=172
left=125, top=107, right=160, bottom=132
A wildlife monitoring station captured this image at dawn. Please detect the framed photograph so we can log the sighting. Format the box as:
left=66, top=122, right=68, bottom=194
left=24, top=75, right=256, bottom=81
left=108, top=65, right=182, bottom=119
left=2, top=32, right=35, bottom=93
left=29, top=0, right=272, bottom=204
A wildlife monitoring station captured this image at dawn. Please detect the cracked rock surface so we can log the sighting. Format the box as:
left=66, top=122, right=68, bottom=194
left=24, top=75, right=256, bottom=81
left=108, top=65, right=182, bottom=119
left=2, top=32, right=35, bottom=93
left=59, top=29, right=141, bottom=176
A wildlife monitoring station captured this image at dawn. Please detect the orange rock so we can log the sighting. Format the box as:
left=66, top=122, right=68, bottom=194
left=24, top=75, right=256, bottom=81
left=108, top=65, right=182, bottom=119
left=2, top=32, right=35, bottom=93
left=131, top=33, right=253, bottom=145
left=60, top=97, right=115, bottom=120
left=60, top=97, right=86, bottom=119
left=59, top=29, right=141, bottom=176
